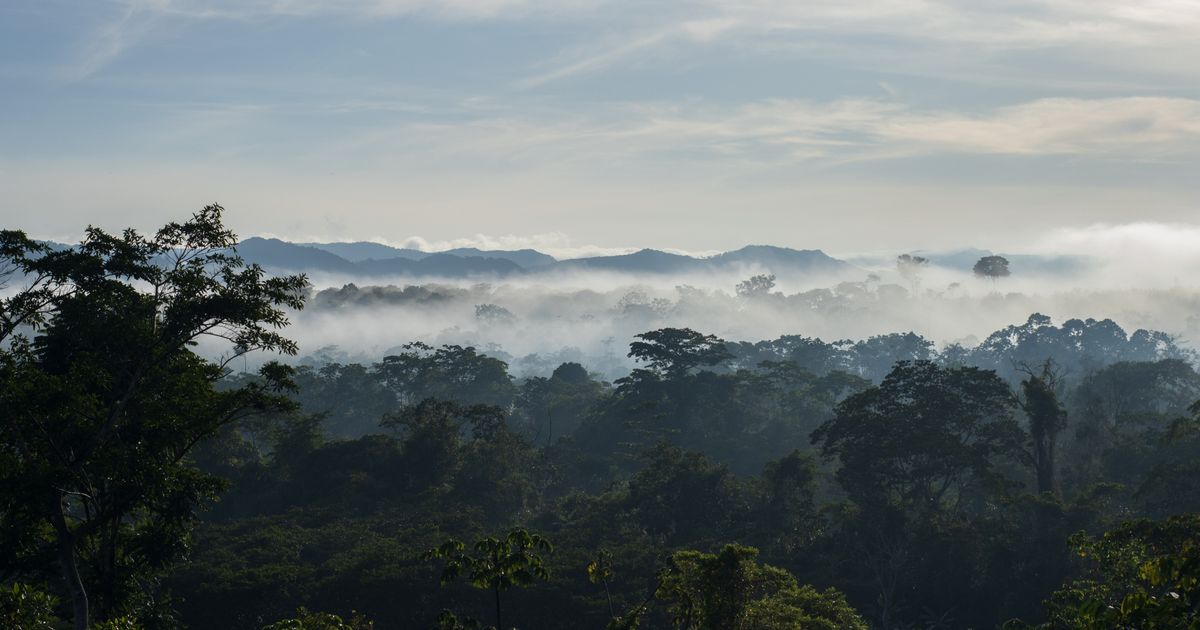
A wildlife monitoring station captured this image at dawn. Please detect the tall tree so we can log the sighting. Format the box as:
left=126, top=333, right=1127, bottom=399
left=895, top=253, right=928, bottom=294
left=425, top=528, right=553, bottom=630
left=811, top=361, right=1023, bottom=626
left=973, top=255, right=1011, bottom=285
left=627, top=328, right=731, bottom=379
left=0, top=206, right=305, bottom=629
left=812, top=361, right=1023, bottom=516
left=374, top=343, right=514, bottom=408
left=735, top=274, right=776, bottom=299
left=1018, top=360, right=1068, bottom=495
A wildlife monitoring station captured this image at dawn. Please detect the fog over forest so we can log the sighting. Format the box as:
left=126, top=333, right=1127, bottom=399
left=252, top=225, right=1200, bottom=378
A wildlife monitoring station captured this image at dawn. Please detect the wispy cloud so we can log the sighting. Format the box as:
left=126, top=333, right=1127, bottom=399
left=65, top=1, right=165, bottom=80
left=361, top=96, right=1200, bottom=166
left=67, top=0, right=1200, bottom=82
left=509, top=0, right=1200, bottom=89
left=877, top=97, right=1200, bottom=156
left=66, top=0, right=610, bottom=78
left=515, top=17, right=740, bottom=88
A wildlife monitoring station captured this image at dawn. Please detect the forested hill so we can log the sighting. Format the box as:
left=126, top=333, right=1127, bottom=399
left=233, top=237, right=861, bottom=279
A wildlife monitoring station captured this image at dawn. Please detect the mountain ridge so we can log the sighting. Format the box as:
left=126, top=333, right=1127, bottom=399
left=234, top=238, right=861, bottom=279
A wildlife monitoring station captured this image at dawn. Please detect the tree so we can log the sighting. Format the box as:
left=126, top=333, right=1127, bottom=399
left=735, top=274, right=776, bottom=298
left=0, top=206, right=305, bottom=629
left=848, top=332, right=935, bottom=382
left=655, top=544, right=867, bottom=630
left=622, top=444, right=742, bottom=545
left=1010, top=515, right=1200, bottom=629
left=374, top=343, right=515, bottom=408
left=514, top=362, right=604, bottom=443
left=811, top=362, right=1032, bottom=627
left=262, top=608, right=374, bottom=630
left=424, top=528, right=553, bottom=630
left=587, top=549, right=617, bottom=619
left=755, top=450, right=821, bottom=555
left=627, top=328, right=732, bottom=379
left=0, top=583, right=59, bottom=629
left=812, top=361, right=1023, bottom=515
left=973, top=255, right=1011, bottom=285
left=475, top=303, right=515, bottom=325
left=895, top=254, right=928, bottom=294
left=1017, top=360, right=1068, bottom=495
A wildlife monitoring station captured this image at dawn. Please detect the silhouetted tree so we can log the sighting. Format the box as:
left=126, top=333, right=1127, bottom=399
left=0, top=206, right=305, bottom=629
left=895, top=254, right=929, bottom=294
left=735, top=274, right=776, bottom=298
left=973, top=255, right=1010, bottom=285
left=627, top=328, right=731, bottom=379
left=375, top=343, right=515, bottom=407
left=1018, top=360, right=1068, bottom=495
left=425, top=528, right=553, bottom=630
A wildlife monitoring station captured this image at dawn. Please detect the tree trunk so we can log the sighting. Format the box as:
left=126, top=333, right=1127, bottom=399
left=1035, top=442, right=1056, bottom=496
left=52, top=498, right=89, bottom=630
left=494, top=584, right=503, bottom=630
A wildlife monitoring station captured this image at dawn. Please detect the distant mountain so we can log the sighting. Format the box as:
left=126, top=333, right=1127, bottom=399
left=303, top=241, right=558, bottom=269
left=237, top=238, right=525, bottom=278
left=237, top=238, right=360, bottom=274
left=554, top=245, right=858, bottom=277
left=443, top=247, right=557, bottom=269
left=707, top=245, right=857, bottom=275
left=303, top=241, right=425, bottom=262
left=234, top=237, right=869, bottom=280
left=356, top=253, right=524, bottom=277
left=556, top=249, right=705, bottom=274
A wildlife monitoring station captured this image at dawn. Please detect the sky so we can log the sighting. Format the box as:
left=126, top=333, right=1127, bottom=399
left=2, top=0, right=1200, bottom=257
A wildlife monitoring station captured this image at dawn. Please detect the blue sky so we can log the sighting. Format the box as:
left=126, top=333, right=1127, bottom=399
left=2, top=0, right=1199, bottom=256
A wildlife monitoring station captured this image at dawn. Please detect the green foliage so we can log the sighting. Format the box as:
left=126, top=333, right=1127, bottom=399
left=375, top=343, right=515, bottom=408
left=91, top=618, right=139, bottom=630
left=425, top=528, right=553, bottom=630
left=0, top=205, right=305, bottom=628
left=1030, top=515, right=1200, bottom=629
left=1020, top=360, right=1069, bottom=495
left=656, top=544, right=867, bottom=630
left=434, top=609, right=488, bottom=630
left=627, top=328, right=732, bottom=378
left=515, top=363, right=605, bottom=443
left=0, top=583, right=60, bottom=629
left=622, top=444, right=743, bottom=545
left=426, top=529, right=553, bottom=591
left=587, top=549, right=617, bottom=618
left=813, top=360, right=1023, bottom=515
left=261, top=607, right=374, bottom=630
left=587, top=550, right=614, bottom=586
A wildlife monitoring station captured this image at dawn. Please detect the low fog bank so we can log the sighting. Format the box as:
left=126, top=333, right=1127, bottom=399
left=205, top=223, right=1200, bottom=377
left=244, top=267, right=1200, bottom=379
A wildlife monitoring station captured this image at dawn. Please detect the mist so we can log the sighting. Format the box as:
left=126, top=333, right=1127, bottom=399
left=269, top=227, right=1200, bottom=377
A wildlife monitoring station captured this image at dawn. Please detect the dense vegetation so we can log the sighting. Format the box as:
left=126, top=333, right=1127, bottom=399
left=3, top=209, right=1199, bottom=629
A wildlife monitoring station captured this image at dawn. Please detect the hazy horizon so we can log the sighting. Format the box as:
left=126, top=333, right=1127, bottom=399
left=4, top=1, right=1199, bottom=251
